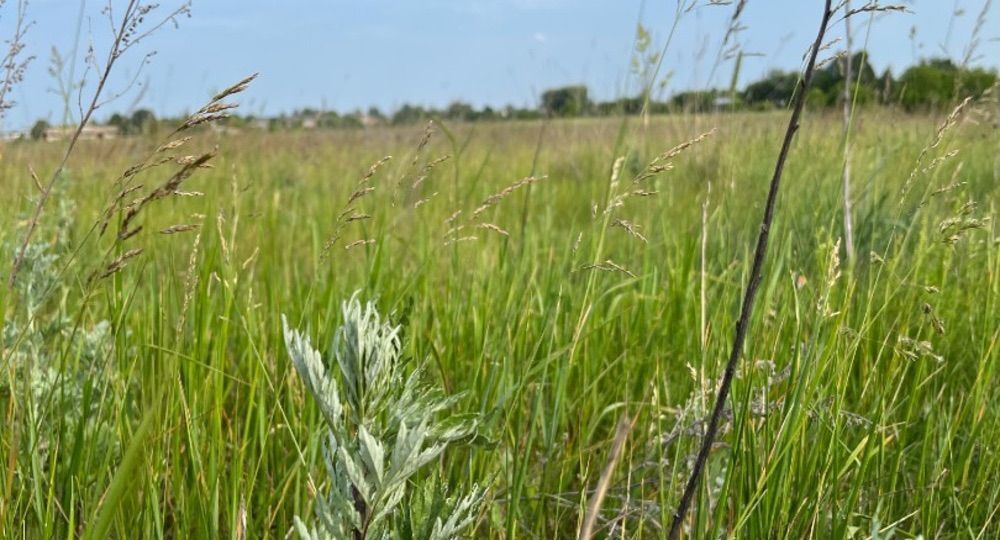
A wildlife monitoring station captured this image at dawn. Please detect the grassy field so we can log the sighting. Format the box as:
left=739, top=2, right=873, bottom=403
left=1, top=106, right=998, bottom=538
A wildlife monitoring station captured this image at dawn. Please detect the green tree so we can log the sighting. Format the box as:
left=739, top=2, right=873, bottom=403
left=896, top=58, right=997, bottom=110
left=366, top=106, right=386, bottom=122
left=805, top=87, right=829, bottom=109
left=30, top=119, right=50, bottom=140
left=108, top=113, right=127, bottom=133
left=812, top=51, right=878, bottom=107
left=742, top=70, right=800, bottom=107
left=479, top=105, right=498, bottom=121
left=897, top=60, right=957, bottom=110
left=392, top=104, right=429, bottom=125
left=445, top=101, right=476, bottom=121
left=541, top=85, right=590, bottom=117
left=671, top=91, right=723, bottom=113
left=129, top=109, right=157, bottom=135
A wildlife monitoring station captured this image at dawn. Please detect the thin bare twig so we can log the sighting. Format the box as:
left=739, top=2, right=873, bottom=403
left=667, top=2, right=834, bottom=538
left=580, top=415, right=636, bottom=540
left=0, top=0, right=33, bottom=122
left=7, top=0, right=187, bottom=291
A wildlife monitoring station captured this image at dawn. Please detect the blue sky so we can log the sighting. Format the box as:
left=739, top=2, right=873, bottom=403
left=1, top=0, right=998, bottom=130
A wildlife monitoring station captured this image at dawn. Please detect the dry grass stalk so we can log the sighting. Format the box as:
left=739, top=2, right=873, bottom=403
left=344, top=213, right=371, bottom=223
left=413, top=192, right=439, bottom=209
left=837, top=1, right=908, bottom=21
left=579, top=415, right=636, bottom=540
left=900, top=97, right=971, bottom=204
left=361, top=156, right=393, bottom=184
left=444, top=210, right=463, bottom=225
left=920, top=303, right=946, bottom=335
left=609, top=156, right=625, bottom=191
left=472, top=175, right=547, bottom=219
left=7, top=2, right=199, bottom=290
left=411, top=155, right=451, bottom=190
left=217, top=211, right=231, bottom=263
left=322, top=156, right=392, bottom=255
left=159, top=224, right=199, bottom=235
left=634, top=129, right=716, bottom=183
left=578, top=260, right=637, bottom=279
left=321, top=236, right=343, bottom=254
left=209, top=73, right=257, bottom=102
left=116, top=150, right=217, bottom=241
left=174, top=228, right=203, bottom=337
left=840, top=0, right=855, bottom=262
left=241, top=247, right=260, bottom=271
left=410, top=121, right=435, bottom=168
left=612, top=219, right=647, bottom=243
left=700, top=183, right=711, bottom=352
left=920, top=149, right=960, bottom=175
left=96, top=248, right=143, bottom=281
left=155, top=136, right=192, bottom=153
left=477, top=223, right=510, bottom=237
left=444, top=236, right=478, bottom=246
left=98, top=72, right=256, bottom=240
left=346, top=186, right=376, bottom=205
left=0, top=0, right=33, bottom=121
left=27, top=165, right=43, bottom=193
left=389, top=121, right=438, bottom=205
left=344, top=239, right=375, bottom=250
left=593, top=131, right=712, bottom=261
left=174, top=73, right=258, bottom=133
left=437, top=174, right=550, bottom=247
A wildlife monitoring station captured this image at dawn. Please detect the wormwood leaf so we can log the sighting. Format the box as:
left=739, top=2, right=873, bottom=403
left=430, top=485, right=486, bottom=540
left=372, top=484, right=407, bottom=525
left=338, top=446, right=372, bottom=504
left=293, top=517, right=313, bottom=540
left=358, top=425, right=386, bottom=485
left=388, top=420, right=431, bottom=480
left=283, top=295, right=488, bottom=539
left=283, top=316, right=343, bottom=430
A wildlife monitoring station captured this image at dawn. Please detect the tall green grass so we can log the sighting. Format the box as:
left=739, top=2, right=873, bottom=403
left=1, top=106, right=997, bottom=537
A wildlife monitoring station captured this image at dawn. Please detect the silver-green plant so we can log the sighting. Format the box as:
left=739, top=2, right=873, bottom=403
left=282, top=295, right=486, bottom=540
left=2, top=194, right=118, bottom=463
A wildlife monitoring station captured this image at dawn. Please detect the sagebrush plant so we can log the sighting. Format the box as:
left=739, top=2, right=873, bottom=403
left=2, top=192, right=119, bottom=470
left=282, top=295, right=487, bottom=539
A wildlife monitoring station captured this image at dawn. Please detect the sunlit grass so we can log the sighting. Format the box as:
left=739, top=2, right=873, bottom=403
left=1, top=108, right=997, bottom=538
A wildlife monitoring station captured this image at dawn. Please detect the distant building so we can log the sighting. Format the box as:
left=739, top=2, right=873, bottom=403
left=359, top=114, right=383, bottom=128
left=43, top=125, right=120, bottom=142
left=712, top=96, right=734, bottom=109
left=210, top=123, right=243, bottom=136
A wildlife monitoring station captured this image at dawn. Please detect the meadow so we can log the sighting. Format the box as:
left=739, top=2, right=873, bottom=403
left=1, top=104, right=998, bottom=538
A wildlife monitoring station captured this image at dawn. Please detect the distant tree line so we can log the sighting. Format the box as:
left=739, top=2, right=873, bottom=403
left=22, top=54, right=998, bottom=139
left=743, top=55, right=996, bottom=112
left=548, top=55, right=997, bottom=116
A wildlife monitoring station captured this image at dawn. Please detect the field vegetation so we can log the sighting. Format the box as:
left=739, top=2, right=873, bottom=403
left=3, top=103, right=998, bottom=537
left=2, top=1, right=998, bottom=538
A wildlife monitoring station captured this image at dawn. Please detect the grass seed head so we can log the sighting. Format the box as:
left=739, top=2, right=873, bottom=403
left=472, top=175, right=547, bottom=218
left=97, top=248, right=144, bottom=280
